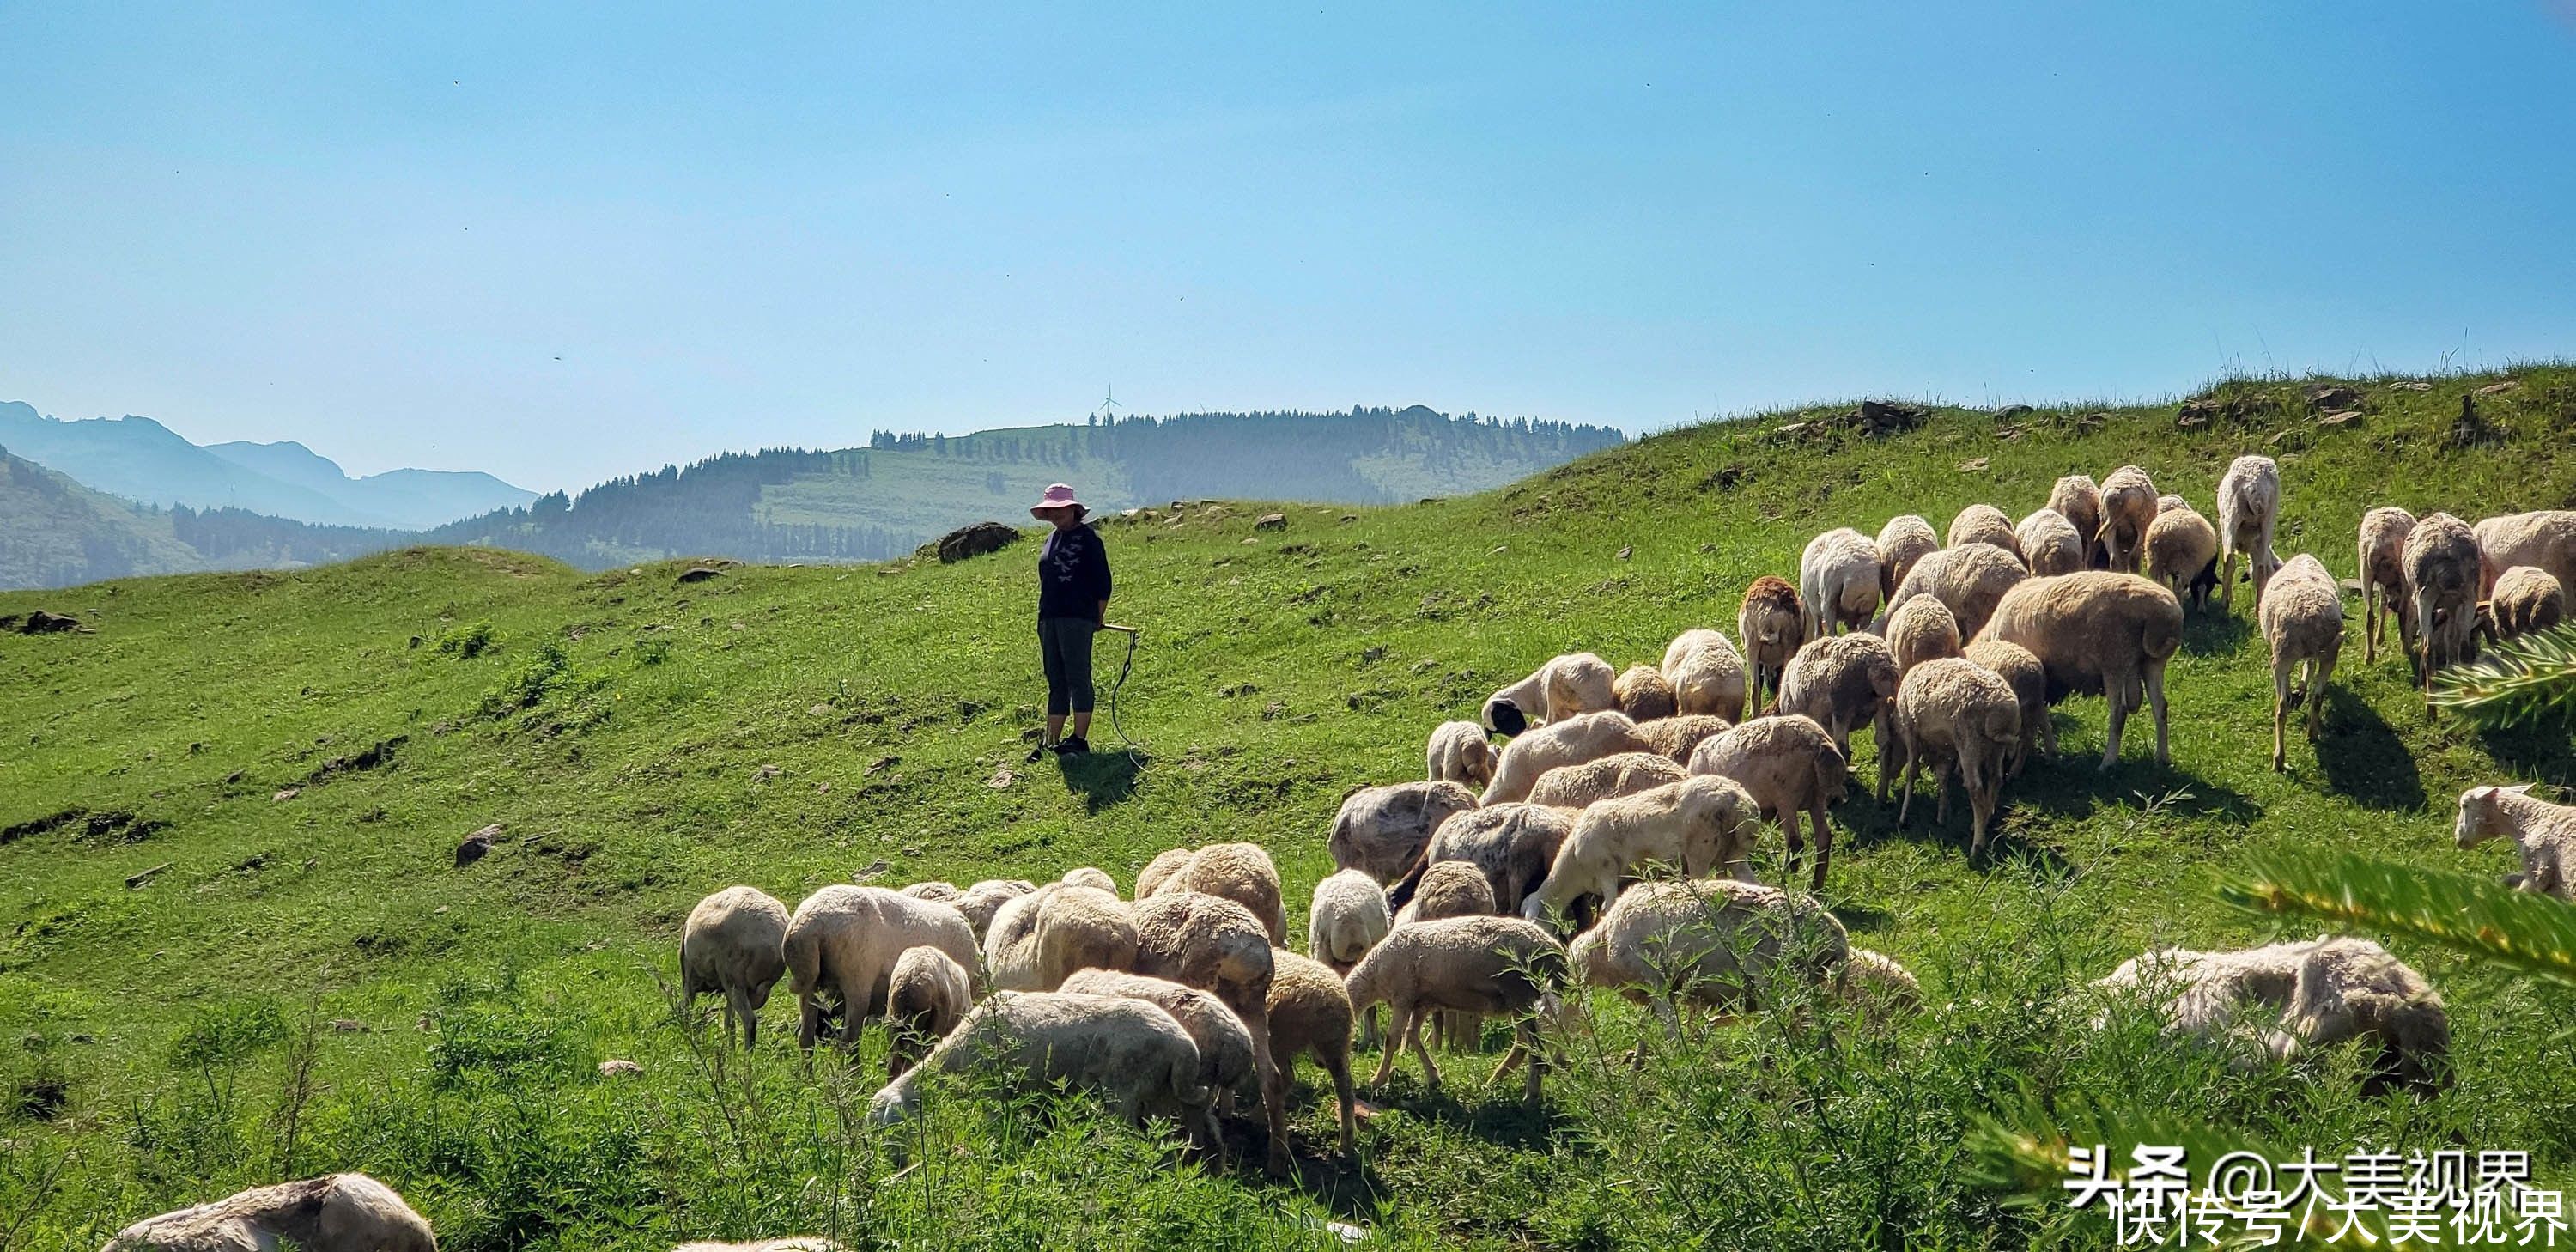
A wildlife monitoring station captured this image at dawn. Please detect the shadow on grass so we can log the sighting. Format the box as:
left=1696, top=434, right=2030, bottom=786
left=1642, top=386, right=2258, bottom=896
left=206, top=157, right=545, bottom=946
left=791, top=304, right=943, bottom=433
left=2314, top=685, right=2427, bottom=811
left=2474, top=717, right=2576, bottom=781
left=2180, top=609, right=2253, bottom=656
left=1054, top=748, right=1147, bottom=811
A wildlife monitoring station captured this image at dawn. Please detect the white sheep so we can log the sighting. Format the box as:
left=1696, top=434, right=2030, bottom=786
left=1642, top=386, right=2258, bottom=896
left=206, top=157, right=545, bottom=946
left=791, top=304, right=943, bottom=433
left=1800, top=527, right=1885, bottom=637
left=1147, top=842, right=1289, bottom=945
left=2014, top=508, right=2087, bottom=577
left=1613, top=664, right=1679, bottom=722
left=866, top=992, right=1214, bottom=1146
left=2404, top=511, right=2482, bottom=712
left=2093, top=939, right=2449, bottom=1096
left=984, top=882, right=1139, bottom=993
left=1884, top=594, right=1963, bottom=674
left=1060, top=866, right=1119, bottom=895
left=884, top=945, right=973, bottom=1076
left=1425, top=720, right=1499, bottom=791
left=1058, top=969, right=1263, bottom=1127
left=1265, top=949, right=1361, bottom=1158
left=2215, top=454, right=2282, bottom=611
left=1973, top=572, right=2183, bottom=769
left=1876, top=514, right=1941, bottom=599
left=1481, top=708, right=1650, bottom=805
left=1392, top=860, right=1502, bottom=1051
left=1522, top=775, right=1760, bottom=925
left=1345, top=915, right=1567, bottom=1101
left=681, top=885, right=790, bottom=1049
left=2047, top=475, right=2105, bottom=563
left=1328, top=781, right=1481, bottom=884
left=1133, top=849, right=1193, bottom=899
left=2489, top=566, right=2567, bottom=640
left=1888, top=658, right=2020, bottom=855
left=1394, top=801, right=1578, bottom=918
left=1947, top=503, right=2026, bottom=565
left=898, top=881, right=962, bottom=905
left=1881, top=543, right=2027, bottom=641
left=954, top=878, right=1040, bottom=933
left=2142, top=499, right=2219, bottom=612
left=2258, top=554, right=2343, bottom=772
left=2356, top=506, right=2417, bottom=665
left=2096, top=465, right=2158, bottom=573
left=1774, top=631, right=1900, bottom=757
left=1129, top=890, right=1289, bottom=1173
left=1737, top=575, right=1807, bottom=714
left=783, top=885, right=981, bottom=1052
left=2471, top=509, right=2576, bottom=599
left=1686, top=714, right=1850, bottom=891
left=1481, top=652, right=1618, bottom=737
left=1567, top=878, right=1913, bottom=1033
left=1963, top=638, right=2050, bottom=775
left=2454, top=782, right=2574, bottom=900
left=102, top=1175, right=437, bottom=1252
left=1524, top=750, right=1688, bottom=809
left=1634, top=713, right=1735, bottom=764
left=1661, top=628, right=1749, bottom=723
left=1306, top=868, right=1393, bottom=975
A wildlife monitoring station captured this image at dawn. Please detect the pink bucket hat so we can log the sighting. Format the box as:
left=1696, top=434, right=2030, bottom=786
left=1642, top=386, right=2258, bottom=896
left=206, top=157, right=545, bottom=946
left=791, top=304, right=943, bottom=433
left=1029, top=483, right=1083, bottom=517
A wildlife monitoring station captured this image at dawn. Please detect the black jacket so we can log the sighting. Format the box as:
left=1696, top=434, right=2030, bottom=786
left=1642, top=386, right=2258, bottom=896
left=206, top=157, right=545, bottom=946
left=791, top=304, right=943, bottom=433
left=1037, top=524, right=1111, bottom=620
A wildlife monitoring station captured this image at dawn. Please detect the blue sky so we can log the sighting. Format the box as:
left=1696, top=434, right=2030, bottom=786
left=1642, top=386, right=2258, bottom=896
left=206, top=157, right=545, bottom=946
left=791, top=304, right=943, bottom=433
left=3, top=3, right=2573, bottom=492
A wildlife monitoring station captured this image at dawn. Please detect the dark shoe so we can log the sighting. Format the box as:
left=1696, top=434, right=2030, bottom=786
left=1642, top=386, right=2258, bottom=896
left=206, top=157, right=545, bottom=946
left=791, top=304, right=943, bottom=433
left=1055, top=736, right=1091, bottom=756
left=1026, top=744, right=1052, bottom=763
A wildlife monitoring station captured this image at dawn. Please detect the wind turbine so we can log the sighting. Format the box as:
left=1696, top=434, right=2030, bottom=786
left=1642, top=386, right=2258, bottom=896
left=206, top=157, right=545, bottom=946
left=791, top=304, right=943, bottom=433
left=1096, top=385, right=1123, bottom=422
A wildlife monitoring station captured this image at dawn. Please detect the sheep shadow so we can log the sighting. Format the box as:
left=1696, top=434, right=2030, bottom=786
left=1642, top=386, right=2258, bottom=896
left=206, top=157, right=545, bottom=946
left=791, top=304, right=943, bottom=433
left=2313, top=686, right=2427, bottom=811
left=1201, top=1109, right=1395, bottom=1221
left=2179, top=609, right=2253, bottom=656
left=1827, top=780, right=2079, bottom=880
left=2474, top=719, right=2576, bottom=781
left=1054, top=748, right=1145, bottom=811
left=2008, top=755, right=2255, bottom=825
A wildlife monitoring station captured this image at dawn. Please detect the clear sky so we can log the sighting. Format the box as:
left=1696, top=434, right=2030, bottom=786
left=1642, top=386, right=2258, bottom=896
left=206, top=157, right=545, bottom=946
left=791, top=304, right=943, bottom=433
left=4, top=3, right=2573, bottom=492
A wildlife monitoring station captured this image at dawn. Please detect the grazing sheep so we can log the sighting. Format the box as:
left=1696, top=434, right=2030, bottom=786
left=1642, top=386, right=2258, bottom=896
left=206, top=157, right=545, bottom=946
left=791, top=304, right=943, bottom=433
left=1526, top=751, right=1689, bottom=809
left=985, top=883, right=1139, bottom=993
left=1482, top=652, right=1617, bottom=737
left=102, top=1174, right=436, bottom=1252
left=955, top=879, right=1039, bottom=933
left=1394, top=801, right=1578, bottom=918
left=1151, top=842, right=1289, bottom=945
left=2015, top=508, right=2087, bottom=578
left=1133, top=849, right=1194, bottom=900
left=784, top=886, right=981, bottom=1052
left=2454, top=783, right=2574, bottom=900
left=1888, top=659, right=2021, bottom=855
left=2489, top=566, right=2567, bottom=639
left=1662, top=628, right=1750, bottom=723
left=898, top=881, right=962, bottom=904
left=2096, top=465, right=2157, bottom=573
left=1775, top=632, right=1902, bottom=757
left=1800, top=528, right=1885, bottom=637
left=1876, top=514, right=1941, bottom=599
left=681, top=885, right=791, bottom=1049
left=1522, top=775, right=1760, bottom=925
left=1613, top=663, right=1679, bottom=722
left=1265, top=950, right=1360, bottom=1157
left=2048, top=476, right=2105, bottom=562
left=1394, top=860, right=1498, bottom=927
left=1306, top=868, right=1394, bottom=975
left=1425, top=720, right=1499, bottom=790
left=1974, top=572, right=2183, bottom=769
left=1329, top=781, right=1481, bottom=884
left=2094, top=939, right=2448, bottom=1096
left=1947, top=504, right=2026, bottom=564
left=1882, top=543, right=2027, bottom=641
left=1481, top=709, right=1650, bottom=805
left=1058, top=969, right=1262, bottom=1123
left=1060, top=866, right=1119, bottom=895
left=2404, top=512, right=2482, bottom=710
left=1836, top=948, right=1927, bottom=1022
left=1346, top=915, right=1567, bottom=1100
left=1129, top=891, right=1288, bottom=1172
left=2142, top=500, right=2221, bottom=612
left=866, top=992, right=1214, bottom=1145
left=1738, top=575, right=1808, bottom=713
left=1963, top=638, right=2050, bottom=775
left=1688, top=715, right=1850, bottom=891
left=2357, top=507, right=2418, bottom=664
left=1569, top=878, right=1909, bottom=1033
left=2471, top=510, right=2576, bottom=599
left=884, top=945, right=974, bottom=1076
left=1634, top=713, right=1735, bottom=764
left=2259, top=555, right=2344, bottom=771
left=2215, top=455, right=2282, bottom=611
left=1884, top=594, right=1963, bottom=674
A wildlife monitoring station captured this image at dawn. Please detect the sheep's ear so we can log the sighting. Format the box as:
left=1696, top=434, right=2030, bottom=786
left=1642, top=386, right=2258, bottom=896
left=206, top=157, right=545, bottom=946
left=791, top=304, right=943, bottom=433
left=2503, top=782, right=2538, bottom=796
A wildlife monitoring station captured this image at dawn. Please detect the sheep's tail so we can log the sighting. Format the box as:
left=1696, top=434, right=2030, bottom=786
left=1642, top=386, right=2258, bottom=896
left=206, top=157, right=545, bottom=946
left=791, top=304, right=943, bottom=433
left=782, top=923, right=823, bottom=999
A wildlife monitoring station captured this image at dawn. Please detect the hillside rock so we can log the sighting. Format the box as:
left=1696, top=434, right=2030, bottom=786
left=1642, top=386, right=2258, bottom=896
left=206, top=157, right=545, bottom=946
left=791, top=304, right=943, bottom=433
left=1255, top=513, right=1288, bottom=532
left=676, top=566, right=726, bottom=584
left=15, top=611, right=83, bottom=634
left=931, top=521, right=1023, bottom=563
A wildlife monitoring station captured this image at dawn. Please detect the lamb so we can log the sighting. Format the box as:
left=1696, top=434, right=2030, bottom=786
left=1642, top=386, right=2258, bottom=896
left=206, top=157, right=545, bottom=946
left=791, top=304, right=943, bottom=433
left=1525, top=751, right=1689, bottom=809
left=1148, top=842, right=1289, bottom=945
left=2471, top=510, right=2576, bottom=599
left=866, top=992, right=1214, bottom=1145
left=1887, top=658, right=2021, bottom=855
left=1661, top=628, right=1749, bottom=723
left=984, top=883, right=1139, bottom=993
left=1133, top=849, right=1194, bottom=899
left=2257, top=554, right=2343, bottom=771
left=2356, top=507, right=2418, bottom=664
left=1522, top=774, right=1760, bottom=926
left=1060, top=866, right=1119, bottom=895
left=1799, top=527, right=1884, bottom=637
left=1058, top=969, right=1263, bottom=1122
left=1884, top=594, right=1963, bottom=674
left=1264, top=949, right=1361, bottom=1157
left=2215, top=454, right=2282, bottom=611
left=1613, top=663, right=1679, bottom=721
left=2013, top=508, right=2087, bottom=578
left=1876, top=514, right=1940, bottom=599
left=101, top=1174, right=437, bottom=1252
left=680, top=885, right=791, bottom=1049
left=2093, top=939, right=2448, bottom=1096
left=1306, top=868, right=1394, bottom=975
left=1129, top=891, right=1288, bottom=1172
left=1482, top=652, right=1617, bottom=737
left=1946, top=503, right=2025, bottom=564
left=1345, top=915, right=1567, bottom=1100
left=1973, top=572, right=2183, bottom=769
left=1737, top=576, right=1807, bottom=714
left=1425, top=720, right=1500, bottom=790
left=1774, top=631, right=1901, bottom=757
left=784, top=886, right=981, bottom=1052
left=2489, top=566, right=2567, bottom=640
left=1328, top=781, right=1481, bottom=884
left=2096, top=465, right=2158, bottom=573
left=2403, top=511, right=2482, bottom=710
left=1480, top=709, right=1651, bottom=805
left=1688, top=715, right=1850, bottom=891
left=1568, top=878, right=1912, bottom=1032
left=1881, top=543, right=2027, bottom=641
left=2047, top=475, right=2105, bottom=564
left=954, top=878, right=1039, bottom=933
left=1633, top=713, right=1735, bottom=764
left=1393, top=801, right=1577, bottom=918
left=1963, top=638, right=2051, bottom=775
left=2454, top=782, right=2574, bottom=900
left=2142, top=499, right=2220, bottom=612
left=884, top=945, right=974, bottom=1076
left=1394, top=860, right=1498, bottom=927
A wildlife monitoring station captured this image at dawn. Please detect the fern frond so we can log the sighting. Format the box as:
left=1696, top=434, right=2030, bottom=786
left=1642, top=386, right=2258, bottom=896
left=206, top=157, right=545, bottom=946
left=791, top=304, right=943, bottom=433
left=2432, top=622, right=2576, bottom=729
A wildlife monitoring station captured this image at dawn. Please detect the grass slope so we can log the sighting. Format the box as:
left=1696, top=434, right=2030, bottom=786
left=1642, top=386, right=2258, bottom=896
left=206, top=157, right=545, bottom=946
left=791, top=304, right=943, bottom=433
left=3, top=370, right=2574, bottom=1249
left=0, top=448, right=204, bottom=589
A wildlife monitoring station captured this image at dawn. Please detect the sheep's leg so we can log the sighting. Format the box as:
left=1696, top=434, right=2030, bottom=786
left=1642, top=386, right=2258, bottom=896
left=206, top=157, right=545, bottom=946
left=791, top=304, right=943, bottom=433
left=1370, top=1004, right=1412, bottom=1086
left=1807, top=798, right=1832, bottom=893
left=1935, top=759, right=1953, bottom=826
left=1406, top=1007, right=1443, bottom=1092
left=2271, top=653, right=2293, bottom=772
left=2148, top=661, right=2170, bottom=766
left=2417, top=588, right=2441, bottom=715
left=1898, top=742, right=1921, bottom=825
left=797, top=992, right=821, bottom=1053
left=1358, top=1003, right=1380, bottom=1053
left=2100, top=678, right=2129, bottom=769
left=1874, top=712, right=1900, bottom=803
left=2363, top=581, right=2380, bottom=662
left=1969, top=763, right=1996, bottom=858
left=727, top=985, right=759, bottom=1050
left=1781, top=807, right=1806, bottom=882
left=2221, top=549, right=2239, bottom=612
left=2041, top=704, right=2059, bottom=757
left=2306, top=655, right=2334, bottom=742
left=1321, top=1044, right=1357, bottom=1157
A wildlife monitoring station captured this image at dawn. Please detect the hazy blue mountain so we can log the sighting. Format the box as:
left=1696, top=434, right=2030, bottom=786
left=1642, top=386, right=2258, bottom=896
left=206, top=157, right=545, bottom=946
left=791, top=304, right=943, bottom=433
left=204, top=439, right=538, bottom=529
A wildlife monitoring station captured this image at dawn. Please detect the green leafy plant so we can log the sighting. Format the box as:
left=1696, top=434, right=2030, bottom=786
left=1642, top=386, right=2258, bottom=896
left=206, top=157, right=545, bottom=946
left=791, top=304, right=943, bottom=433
left=2433, top=622, right=2576, bottom=729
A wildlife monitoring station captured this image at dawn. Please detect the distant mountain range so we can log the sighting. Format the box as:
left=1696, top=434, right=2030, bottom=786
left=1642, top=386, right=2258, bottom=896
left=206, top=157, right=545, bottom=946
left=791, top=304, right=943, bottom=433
left=0, top=401, right=537, bottom=529
left=0, top=447, right=407, bottom=589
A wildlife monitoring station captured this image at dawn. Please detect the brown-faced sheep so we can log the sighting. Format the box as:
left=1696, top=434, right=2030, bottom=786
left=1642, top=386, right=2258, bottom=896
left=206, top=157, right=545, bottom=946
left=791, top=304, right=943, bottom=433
left=2096, top=465, right=2158, bottom=573
left=1613, top=663, right=1679, bottom=721
left=2472, top=509, right=2576, bottom=599
left=2404, top=512, right=2482, bottom=712
left=2215, top=454, right=2282, bottom=611
left=1634, top=713, right=1735, bottom=764
left=1482, top=652, right=1618, bottom=737
left=1425, top=720, right=1499, bottom=791
left=1481, top=709, right=1651, bottom=805
left=2454, top=783, right=2574, bottom=900
left=102, top=1174, right=436, bottom=1252
left=1329, top=781, right=1481, bottom=885
left=2048, top=475, right=2105, bottom=563
left=1888, top=658, right=2020, bottom=855
left=1947, top=503, right=2025, bottom=564
left=1394, top=801, right=1578, bottom=918
left=682, top=885, right=791, bottom=1049
left=1130, top=891, right=1288, bottom=1173
left=1973, top=572, right=2184, bottom=769
left=1877, top=514, right=1940, bottom=599
left=1521, top=775, right=1760, bottom=925
left=1738, top=576, right=1807, bottom=714
left=1265, top=950, right=1361, bottom=1158
left=1963, top=638, right=2050, bottom=775
left=2259, top=554, right=2343, bottom=771
left=884, top=945, right=974, bottom=1076
left=1525, top=750, right=1689, bottom=809
left=2015, top=508, right=2087, bottom=577
left=1882, top=543, right=2027, bottom=641
left=2489, top=565, right=2567, bottom=639
left=1775, top=631, right=1901, bottom=757
left=1800, top=527, right=1884, bottom=637
left=1885, top=594, right=1963, bottom=674
left=1662, top=629, right=1750, bottom=723
left=985, top=883, right=1139, bottom=993
left=784, top=886, right=981, bottom=1053
left=1346, top=915, right=1567, bottom=1101
left=1687, top=715, right=1850, bottom=891
left=866, top=992, right=1215, bottom=1146
left=1150, top=842, right=1289, bottom=945
left=2357, top=506, right=2417, bottom=664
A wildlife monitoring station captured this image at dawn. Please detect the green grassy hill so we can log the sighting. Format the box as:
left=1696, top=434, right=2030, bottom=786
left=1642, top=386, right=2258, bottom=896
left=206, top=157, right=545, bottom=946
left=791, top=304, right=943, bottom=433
left=3, top=370, right=2573, bottom=1249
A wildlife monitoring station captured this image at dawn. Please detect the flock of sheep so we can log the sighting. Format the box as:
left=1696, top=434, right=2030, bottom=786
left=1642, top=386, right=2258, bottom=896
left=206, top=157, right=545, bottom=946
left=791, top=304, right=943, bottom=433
left=97, top=461, right=2576, bottom=1252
